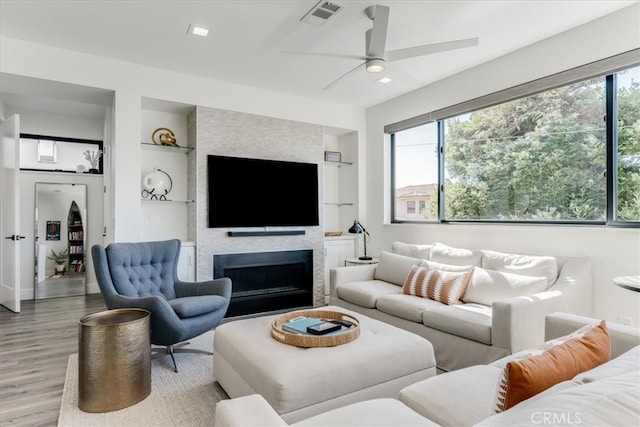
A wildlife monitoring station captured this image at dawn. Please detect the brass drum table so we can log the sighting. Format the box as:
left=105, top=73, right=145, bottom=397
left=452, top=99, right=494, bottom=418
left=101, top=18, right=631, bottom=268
left=78, top=308, right=151, bottom=413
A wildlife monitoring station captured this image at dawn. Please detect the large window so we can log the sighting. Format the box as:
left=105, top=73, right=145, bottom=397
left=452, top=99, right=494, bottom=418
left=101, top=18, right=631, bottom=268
left=392, top=122, right=439, bottom=220
left=391, top=62, right=639, bottom=226
left=616, top=66, right=640, bottom=221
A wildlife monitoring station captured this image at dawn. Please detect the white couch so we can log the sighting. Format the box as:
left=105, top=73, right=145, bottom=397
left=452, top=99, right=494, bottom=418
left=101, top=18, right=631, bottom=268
left=330, top=242, right=592, bottom=371
left=214, top=313, right=640, bottom=427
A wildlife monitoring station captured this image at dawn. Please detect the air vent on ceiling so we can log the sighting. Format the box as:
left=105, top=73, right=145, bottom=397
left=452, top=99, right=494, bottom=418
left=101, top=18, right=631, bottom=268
left=300, top=1, right=344, bottom=25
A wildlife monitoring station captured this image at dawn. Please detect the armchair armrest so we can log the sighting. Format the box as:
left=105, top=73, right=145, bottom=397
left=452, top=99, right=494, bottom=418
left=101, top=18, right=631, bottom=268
left=491, top=257, right=592, bottom=353
left=491, top=290, right=565, bottom=353
left=109, top=293, right=182, bottom=323
left=545, top=312, right=640, bottom=358
left=215, top=394, right=289, bottom=427
left=547, top=257, right=592, bottom=316
left=175, top=277, right=232, bottom=300
left=107, top=293, right=174, bottom=315
left=329, top=265, right=377, bottom=300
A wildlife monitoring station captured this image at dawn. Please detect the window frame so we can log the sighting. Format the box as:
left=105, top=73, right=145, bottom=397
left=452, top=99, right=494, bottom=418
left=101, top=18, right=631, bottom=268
left=19, top=133, right=104, bottom=175
left=387, top=49, right=639, bottom=228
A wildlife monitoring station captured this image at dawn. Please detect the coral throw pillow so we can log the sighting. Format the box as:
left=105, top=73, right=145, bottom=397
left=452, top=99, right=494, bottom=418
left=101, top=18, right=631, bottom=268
left=401, top=264, right=472, bottom=305
left=495, top=320, right=611, bottom=412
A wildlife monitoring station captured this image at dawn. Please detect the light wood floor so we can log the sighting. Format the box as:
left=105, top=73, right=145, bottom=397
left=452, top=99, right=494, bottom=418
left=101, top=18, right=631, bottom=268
left=35, top=273, right=86, bottom=300
left=0, top=294, right=106, bottom=427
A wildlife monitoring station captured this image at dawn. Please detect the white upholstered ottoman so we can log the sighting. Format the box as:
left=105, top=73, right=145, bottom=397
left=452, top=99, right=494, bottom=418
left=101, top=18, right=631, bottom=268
left=213, top=306, right=436, bottom=423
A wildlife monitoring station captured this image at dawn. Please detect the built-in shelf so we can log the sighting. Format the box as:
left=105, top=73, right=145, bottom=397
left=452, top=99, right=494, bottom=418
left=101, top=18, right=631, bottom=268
left=67, top=201, right=84, bottom=273
left=141, top=142, right=194, bottom=153
left=325, top=160, right=352, bottom=167
left=141, top=198, right=194, bottom=203
left=325, top=202, right=354, bottom=206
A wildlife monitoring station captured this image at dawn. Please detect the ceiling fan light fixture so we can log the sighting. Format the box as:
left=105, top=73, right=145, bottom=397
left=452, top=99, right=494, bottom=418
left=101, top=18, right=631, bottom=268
left=366, top=58, right=385, bottom=73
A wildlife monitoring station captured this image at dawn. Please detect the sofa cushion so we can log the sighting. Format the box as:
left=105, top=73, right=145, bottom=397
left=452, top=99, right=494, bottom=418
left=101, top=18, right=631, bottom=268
left=462, top=267, right=547, bottom=306
left=401, top=264, right=472, bottom=305
left=336, top=280, right=401, bottom=308
left=572, top=345, right=640, bottom=384
left=374, top=251, right=422, bottom=286
left=399, top=365, right=502, bottom=427
left=376, top=293, right=445, bottom=323
left=418, top=259, right=475, bottom=272
left=481, top=249, right=558, bottom=287
left=430, top=242, right=482, bottom=266
left=494, top=320, right=611, bottom=412
left=391, top=241, right=432, bottom=260
left=294, top=398, right=439, bottom=427
left=478, top=370, right=640, bottom=427
left=422, top=303, right=493, bottom=345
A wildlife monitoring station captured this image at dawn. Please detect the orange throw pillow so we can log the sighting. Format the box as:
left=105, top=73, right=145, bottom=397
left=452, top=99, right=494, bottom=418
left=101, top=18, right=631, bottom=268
left=495, top=320, right=611, bottom=412
left=401, top=264, right=472, bottom=305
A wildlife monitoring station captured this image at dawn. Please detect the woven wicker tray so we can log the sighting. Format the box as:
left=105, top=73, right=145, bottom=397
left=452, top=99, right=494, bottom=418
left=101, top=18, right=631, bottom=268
left=271, top=309, right=360, bottom=348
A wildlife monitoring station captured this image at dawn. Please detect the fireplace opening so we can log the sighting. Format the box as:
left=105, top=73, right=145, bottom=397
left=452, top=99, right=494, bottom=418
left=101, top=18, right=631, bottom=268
left=213, top=249, right=313, bottom=317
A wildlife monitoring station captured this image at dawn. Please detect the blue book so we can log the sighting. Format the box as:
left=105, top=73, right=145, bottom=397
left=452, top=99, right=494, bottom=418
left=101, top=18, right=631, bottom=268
left=281, top=317, right=349, bottom=335
left=281, top=317, right=323, bottom=334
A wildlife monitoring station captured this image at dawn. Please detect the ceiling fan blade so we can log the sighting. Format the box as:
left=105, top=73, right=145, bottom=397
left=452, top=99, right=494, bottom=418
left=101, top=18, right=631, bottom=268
left=281, top=50, right=367, bottom=61
left=386, top=37, right=479, bottom=62
left=366, top=5, right=389, bottom=58
left=323, top=61, right=366, bottom=91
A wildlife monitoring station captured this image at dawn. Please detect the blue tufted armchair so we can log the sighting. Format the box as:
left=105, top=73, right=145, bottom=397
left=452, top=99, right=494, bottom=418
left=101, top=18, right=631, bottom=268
left=91, top=239, right=232, bottom=372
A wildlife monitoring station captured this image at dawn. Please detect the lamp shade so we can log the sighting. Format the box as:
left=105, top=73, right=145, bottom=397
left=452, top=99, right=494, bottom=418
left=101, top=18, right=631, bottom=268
left=348, top=221, right=364, bottom=234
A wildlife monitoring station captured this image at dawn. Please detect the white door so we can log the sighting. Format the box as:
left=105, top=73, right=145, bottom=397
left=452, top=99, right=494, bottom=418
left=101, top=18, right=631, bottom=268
left=1, top=114, right=21, bottom=312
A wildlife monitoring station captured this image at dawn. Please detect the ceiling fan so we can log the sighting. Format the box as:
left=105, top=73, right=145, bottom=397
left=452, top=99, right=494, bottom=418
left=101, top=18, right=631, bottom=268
left=286, top=4, right=479, bottom=90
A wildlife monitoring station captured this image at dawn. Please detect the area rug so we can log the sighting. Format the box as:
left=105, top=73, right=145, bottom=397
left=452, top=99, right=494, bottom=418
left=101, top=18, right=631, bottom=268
left=57, top=331, right=229, bottom=426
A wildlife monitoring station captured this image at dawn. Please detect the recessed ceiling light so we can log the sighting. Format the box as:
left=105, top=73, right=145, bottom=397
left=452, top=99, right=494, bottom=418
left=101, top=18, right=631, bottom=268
left=187, top=24, right=209, bottom=37
left=377, top=77, right=392, bottom=84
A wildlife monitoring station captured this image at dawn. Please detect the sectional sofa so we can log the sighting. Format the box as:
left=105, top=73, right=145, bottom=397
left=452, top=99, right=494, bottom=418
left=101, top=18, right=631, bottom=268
left=214, top=313, right=640, bottom=426
left=330, top=242, right=592, bottom=371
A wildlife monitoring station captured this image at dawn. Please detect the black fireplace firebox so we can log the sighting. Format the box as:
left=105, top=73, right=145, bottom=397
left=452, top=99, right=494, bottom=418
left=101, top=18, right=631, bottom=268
left=213, top=249, right=313, bottom=317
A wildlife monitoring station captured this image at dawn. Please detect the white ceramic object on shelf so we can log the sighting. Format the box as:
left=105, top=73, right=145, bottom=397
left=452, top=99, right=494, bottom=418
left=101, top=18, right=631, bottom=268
left=142, top=168, right=173, bottom=199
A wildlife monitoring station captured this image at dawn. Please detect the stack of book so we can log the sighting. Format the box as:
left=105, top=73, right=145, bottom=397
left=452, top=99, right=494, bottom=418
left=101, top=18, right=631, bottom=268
left=281, top=316, right=349, bottom=336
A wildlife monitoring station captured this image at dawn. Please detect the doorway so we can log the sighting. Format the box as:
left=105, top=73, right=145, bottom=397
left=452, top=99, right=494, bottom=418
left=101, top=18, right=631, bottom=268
left=34, top=183, right=87, bottom=299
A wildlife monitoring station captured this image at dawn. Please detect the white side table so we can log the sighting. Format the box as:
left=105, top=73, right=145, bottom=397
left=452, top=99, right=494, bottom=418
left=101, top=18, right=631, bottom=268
left=345, top=257, right=379, bottom=266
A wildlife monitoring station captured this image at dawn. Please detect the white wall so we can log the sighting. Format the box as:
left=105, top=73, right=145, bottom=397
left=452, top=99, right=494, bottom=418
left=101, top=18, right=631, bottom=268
left=1, top=34, right=365, bottom=302
left=366, top=5, right=640, bottom=325
left=11, top=109, right=104, bottom=141
left=0, top=35, right=366, bottom=243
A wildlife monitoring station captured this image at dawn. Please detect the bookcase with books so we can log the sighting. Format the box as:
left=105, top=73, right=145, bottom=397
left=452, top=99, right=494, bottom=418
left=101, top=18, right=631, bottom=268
left=67, top=201, right=85, bottom=273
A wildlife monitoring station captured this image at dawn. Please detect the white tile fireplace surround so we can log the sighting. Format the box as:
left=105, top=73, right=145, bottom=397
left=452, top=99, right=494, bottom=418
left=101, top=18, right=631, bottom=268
left=191, top=106, right=327, bottom=309
left=214, top=250, right=314, bottom=317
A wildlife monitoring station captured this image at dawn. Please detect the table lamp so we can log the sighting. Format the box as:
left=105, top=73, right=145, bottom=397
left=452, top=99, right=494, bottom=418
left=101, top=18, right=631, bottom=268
left=348, top=220, right=372, bottom=260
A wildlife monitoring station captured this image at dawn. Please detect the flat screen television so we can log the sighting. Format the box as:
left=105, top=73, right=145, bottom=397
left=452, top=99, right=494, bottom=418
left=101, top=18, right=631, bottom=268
left=208, top=155, right=319, bottom=228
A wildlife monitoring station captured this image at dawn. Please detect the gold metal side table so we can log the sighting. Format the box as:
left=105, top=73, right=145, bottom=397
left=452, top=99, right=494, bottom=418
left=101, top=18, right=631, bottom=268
left=78, top=308, right=151, bottom=413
